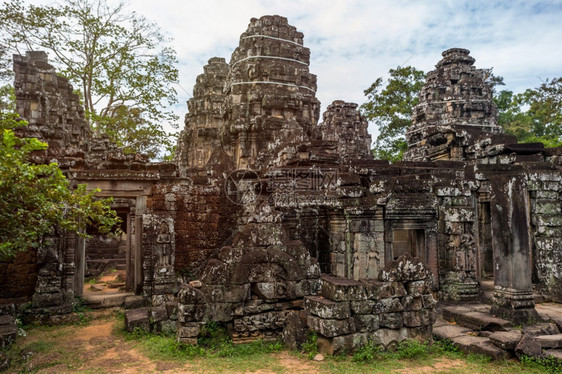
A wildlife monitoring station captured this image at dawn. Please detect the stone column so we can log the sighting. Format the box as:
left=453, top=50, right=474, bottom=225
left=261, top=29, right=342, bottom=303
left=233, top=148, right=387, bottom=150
left=484, top=165, right=538, bottom=324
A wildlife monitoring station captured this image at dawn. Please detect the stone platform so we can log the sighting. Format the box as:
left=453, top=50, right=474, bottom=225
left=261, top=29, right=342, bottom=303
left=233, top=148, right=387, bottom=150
left=434, top=303, right=562, bottom=361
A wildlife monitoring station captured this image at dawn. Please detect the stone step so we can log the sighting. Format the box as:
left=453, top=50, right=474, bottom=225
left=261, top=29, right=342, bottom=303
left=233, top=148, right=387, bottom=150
left=83, top=292, right=133, bottom=309
left=442, top=305, right=511, bottom=331
left=449, top=334, right=510, bottom=360
left=433, top=323, right=472, bottom=340
left=489, top=330, right=522, bottom=350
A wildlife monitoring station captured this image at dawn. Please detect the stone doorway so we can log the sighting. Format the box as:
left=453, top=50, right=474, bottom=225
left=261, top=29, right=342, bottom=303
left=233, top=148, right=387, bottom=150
left=392, top=229, right=425, bottom=260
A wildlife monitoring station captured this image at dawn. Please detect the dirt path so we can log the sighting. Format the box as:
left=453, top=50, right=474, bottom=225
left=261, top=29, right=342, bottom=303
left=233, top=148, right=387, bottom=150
left=7, top=312, right=475, bottom=373
left=8, top=313, right=325, bottom=373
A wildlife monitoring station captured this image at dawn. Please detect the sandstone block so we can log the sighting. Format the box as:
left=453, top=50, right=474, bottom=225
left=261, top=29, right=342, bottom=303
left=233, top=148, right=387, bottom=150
left=350, top=300, right=375, bottom=315
left=489, top=330, right=522, bottom=350
left=380, top=312, right=404, bottom=329
left=535, top=334, right=562, bottom=349
left=353, top=314, right=380, bottom=332
left=124, top=308, right=150, bottom=333
left=373, top=298, right=404, bottom=313
left=307, top=315, right=355, bottom=337
left=515, top=334, right=543, bottom=358
left=304, top=296, right=350, bottom=319
left=321, top=275, right=364, bottom=301
left=403, top=311, right=423, bottom=327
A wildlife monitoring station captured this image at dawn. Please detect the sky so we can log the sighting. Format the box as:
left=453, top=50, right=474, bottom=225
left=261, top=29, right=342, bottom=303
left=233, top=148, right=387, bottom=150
left=23, top=0, right=562, bottom=137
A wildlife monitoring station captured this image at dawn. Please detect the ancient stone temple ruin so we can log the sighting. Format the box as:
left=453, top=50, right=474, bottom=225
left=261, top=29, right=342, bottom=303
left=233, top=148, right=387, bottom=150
left=1, top=15, right=561, bottom=357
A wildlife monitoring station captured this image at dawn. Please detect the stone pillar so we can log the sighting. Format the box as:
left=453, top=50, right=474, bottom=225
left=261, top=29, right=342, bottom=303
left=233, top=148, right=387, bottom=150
left=484, top=165, right=538, bottom=324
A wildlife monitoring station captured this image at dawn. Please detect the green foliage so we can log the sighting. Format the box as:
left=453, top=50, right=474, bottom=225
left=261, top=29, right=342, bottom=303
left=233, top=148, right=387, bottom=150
left=352, top=341, right=382, bottom=363
left=520, top=354, right=562, bottom=374
left=0, top=111, right=121, bottom=259
left=360, top=66, right=426, bottom=162
left=0, top=0, right=179, bottom=159
left=126, top=323, right=282, bottom=361
left=301, top=331, right=318, bottom=359
left=496, top=78, right=562, bottom=147
left=393, top=338, right=430, bottom=359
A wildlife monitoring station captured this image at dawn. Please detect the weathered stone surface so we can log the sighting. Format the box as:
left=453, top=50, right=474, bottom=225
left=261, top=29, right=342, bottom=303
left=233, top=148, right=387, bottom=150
left=523, top=322, right=560, bottom=337
left=307, top=315, right=355, bottom=337
left=371, top=328, right=409, bottom=350
left=282, top=312, right=306, bottom=350
left=433, top=324, right=471, bottom=340
left=379, top=255, right=433, bottom=283
left=124, top=296, right=146, bottom=310
left=124, top=308, right=150, bottom=333
left=350, top=300, right=375, bottom=315
left=380, top=312, right=404, bottom=329
left=515, top=334, right=543, bottom=358
left=321, top=275, right=364, bottom=301
left=304, top=296, right=350, bottom=319
left=373, top=298, right=404, bottom=314
left=535, top=334, right=562, bottom=349
left=353, top=314, right=380, bottom=332
left=442, top=306, right=511, bottom=331
left=489, top=330, right=522, bottom=350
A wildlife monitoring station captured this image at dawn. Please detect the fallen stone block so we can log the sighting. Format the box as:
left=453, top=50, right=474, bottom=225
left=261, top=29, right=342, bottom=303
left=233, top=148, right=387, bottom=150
left=433, top=324, right=471, bottom=340
left=515, top=334, right=543, bottom=358
left=304, top=296, right=350, bottom=319
left=317, top=332, right=371, bottom=355
left=282, top=312, right=306, bottom=350
left=535, top=334, right=562, bottom=349
left=450, top=310, right=511, bottom=331
left=470, top=339, right=511, bottom=360
left=523, top=322, right=559, bottom=337
left=0, top=323, right=18, bottom=347
left=124, top=307, right=150, bottom=333
left=489, top=330, right=522, bottom=350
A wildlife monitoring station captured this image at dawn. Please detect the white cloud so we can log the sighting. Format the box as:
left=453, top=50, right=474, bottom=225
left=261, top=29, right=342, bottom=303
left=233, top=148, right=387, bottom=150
left=22, top=0, right=562, bottom=138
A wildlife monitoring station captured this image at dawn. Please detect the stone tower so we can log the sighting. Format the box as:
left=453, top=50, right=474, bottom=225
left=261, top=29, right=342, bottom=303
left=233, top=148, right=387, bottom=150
left=404, top=48, right=503, bottom=162
left=176, top=57, right=229, bottom=177
left=222, top=15, right=321, bottom=171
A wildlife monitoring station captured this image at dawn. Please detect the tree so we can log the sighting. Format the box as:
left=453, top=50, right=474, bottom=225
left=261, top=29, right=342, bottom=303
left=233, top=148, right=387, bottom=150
left=495, top=78, right=562, bottom=147
left=0, top=105, right=121, bottom=259
left=360, top=66, right=426, bottom=162
left=0, top=0, right=179, bottom=159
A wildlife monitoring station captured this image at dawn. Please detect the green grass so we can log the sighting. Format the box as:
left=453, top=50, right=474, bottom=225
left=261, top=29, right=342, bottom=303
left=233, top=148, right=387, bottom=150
left=4, top=313, right=562, bottom=374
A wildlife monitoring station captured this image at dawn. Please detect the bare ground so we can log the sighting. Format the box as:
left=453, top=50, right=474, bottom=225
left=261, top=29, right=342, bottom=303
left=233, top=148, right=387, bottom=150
left=6, top=312, right=472, bottom=374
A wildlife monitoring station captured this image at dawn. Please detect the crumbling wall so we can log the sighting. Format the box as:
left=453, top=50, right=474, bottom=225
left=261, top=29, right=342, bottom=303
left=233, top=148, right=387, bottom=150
left=175, top=204, right=321, bottom=344
left=305, top=255, right=436, bottom=354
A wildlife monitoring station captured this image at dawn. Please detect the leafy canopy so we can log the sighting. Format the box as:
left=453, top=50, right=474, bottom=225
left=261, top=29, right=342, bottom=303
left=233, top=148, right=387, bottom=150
left=0, top=0, right=179, bottom=159
left=360, top=66, right=426, bottom=162
left=495, top=78, right=562, bottom=147
left=0, top=106, right=121, bottom=259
